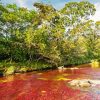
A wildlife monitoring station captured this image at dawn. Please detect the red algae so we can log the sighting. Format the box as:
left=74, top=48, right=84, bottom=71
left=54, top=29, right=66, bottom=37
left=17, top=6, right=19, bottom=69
left=0, top=65, right=100, bottom=100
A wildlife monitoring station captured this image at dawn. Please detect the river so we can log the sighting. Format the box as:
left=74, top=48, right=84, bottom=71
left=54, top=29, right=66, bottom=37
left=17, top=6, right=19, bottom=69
left=0, top=64, right=100, bottom=100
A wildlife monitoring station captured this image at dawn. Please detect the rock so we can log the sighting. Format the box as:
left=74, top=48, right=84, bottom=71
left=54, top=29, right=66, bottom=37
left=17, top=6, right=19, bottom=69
left=58, top=66, right=64, bottom=70
left=79, top=81, right=91, bottom=87
left=58, top=66, right=65, bottom=73
left=90, top=80, right=100, bottom=85
left=69, top=79, right=100, bottom=88
left=70, top=67, right=79, bottom=70
left=69, top=80, right=80, bottom=86
left=69, top=79, right=92, bottom=88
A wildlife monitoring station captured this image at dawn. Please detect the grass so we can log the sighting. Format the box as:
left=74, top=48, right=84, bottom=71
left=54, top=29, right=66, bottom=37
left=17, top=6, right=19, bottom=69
left=0, top=58, right=99, bottom=76
left=4, top=66, right=15, bottom=76
left=0, top=61, right=52, bottom=76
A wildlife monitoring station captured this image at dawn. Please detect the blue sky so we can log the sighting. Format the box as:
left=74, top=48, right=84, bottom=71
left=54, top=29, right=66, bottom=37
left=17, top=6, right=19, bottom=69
left=1, top=0, right=100, bottom=21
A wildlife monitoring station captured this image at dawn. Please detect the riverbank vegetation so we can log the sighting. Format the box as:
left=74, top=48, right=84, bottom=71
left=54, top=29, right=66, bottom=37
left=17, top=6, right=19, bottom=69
left=0, top=1, right=100, bottom=75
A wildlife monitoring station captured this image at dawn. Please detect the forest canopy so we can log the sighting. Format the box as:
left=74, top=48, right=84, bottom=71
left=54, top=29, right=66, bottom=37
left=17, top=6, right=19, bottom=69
left=0, top=1, right=100, bottom=70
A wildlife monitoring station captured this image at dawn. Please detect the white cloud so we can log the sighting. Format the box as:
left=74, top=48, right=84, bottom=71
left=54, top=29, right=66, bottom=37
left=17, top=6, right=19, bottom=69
left=15, top=0, right=38, bottom=9
left=16, top=0, right=27, bottom=7
left=90, top=3, right=100, bottom=22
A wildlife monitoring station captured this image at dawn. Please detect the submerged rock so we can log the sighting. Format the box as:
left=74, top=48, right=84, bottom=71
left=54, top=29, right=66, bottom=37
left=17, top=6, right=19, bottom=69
left=68, top=79, right=100, bottom=88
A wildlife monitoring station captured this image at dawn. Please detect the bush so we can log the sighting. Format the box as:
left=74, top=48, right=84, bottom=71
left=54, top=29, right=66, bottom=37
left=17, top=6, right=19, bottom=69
left=4, top=66, right=15, bottom=76
left=91, top=59, right=100, bottom=68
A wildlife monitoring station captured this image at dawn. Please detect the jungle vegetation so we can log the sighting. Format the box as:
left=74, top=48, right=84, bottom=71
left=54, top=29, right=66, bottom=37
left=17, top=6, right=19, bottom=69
left=0, top=1, right=100, bottom=72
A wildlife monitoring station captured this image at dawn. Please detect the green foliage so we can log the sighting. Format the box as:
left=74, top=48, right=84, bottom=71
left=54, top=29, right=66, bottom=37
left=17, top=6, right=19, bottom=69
left=0, top=1, right=99, bottom=72
left=4, top=66, right=15, bottom=76
left=60, top=1, right=96, bottom=25
left=91, top=59, right=100, bottom=68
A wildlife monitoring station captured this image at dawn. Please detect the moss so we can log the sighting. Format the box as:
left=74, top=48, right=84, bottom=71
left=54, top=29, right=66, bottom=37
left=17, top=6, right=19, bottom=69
left=19, top=67, right=27, bottom=73
left=91, top=59, right=100, bottom=68
left=4, top=66, right=15, bottom=76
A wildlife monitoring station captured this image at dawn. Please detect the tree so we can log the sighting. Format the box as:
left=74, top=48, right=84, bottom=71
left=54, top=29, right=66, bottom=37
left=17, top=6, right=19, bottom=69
left=0, top=1, right=98, bottom=69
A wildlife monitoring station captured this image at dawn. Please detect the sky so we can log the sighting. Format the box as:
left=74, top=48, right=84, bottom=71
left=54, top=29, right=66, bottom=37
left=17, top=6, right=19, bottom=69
left=1, top=0, right=100, bottom=21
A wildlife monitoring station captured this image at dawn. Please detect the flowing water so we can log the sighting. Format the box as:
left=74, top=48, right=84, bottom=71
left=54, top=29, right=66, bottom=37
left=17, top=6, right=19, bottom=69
left=0, top=64, right=100, bottom=100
